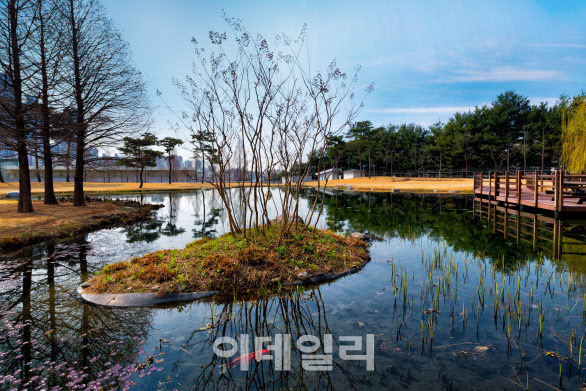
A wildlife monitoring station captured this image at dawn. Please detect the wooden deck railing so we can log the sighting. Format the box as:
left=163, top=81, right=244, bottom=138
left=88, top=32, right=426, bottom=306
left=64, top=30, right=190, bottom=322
left=473, top=171, right=586, bottom=213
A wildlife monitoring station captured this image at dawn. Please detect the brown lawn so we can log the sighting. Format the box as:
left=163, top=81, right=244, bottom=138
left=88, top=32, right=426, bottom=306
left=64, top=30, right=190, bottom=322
left=0, top=200, right=121, bottom=236
left=0, top=200, right=154, bottom=251
left=305, top=176, right=473, bottom=193
left=0, top=181, right=214, bottom=196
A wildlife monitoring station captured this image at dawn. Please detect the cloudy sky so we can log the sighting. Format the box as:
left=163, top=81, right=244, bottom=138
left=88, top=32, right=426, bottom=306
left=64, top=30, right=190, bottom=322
left=101, top=0, right=586, bottom=145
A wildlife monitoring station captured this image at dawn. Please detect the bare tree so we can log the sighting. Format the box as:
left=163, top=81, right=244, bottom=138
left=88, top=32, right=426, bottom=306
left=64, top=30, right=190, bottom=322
left=30, top=0, right=62, bottom=204
left=0, top=0, right=38, bottom=212
left=169, top=16, right=371, bottom=235
left=59, top=0, right=150, bottom=206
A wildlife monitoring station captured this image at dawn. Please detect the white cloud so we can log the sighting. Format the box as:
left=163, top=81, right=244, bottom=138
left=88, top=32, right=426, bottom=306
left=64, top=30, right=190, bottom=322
left=528, top=43, right=586, bottom=49
left=368, top=106, right=477, bottom=115
left=439, top=66, right=563, bottom=82
left=368, top=96, right=559, bottom=116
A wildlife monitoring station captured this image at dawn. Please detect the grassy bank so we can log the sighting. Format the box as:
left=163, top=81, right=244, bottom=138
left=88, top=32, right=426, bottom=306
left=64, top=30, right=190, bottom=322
left=85, top=224, right=369, bottom=298
left=305, top=176, right=473, bottom=193
left=0, top=199, right=161, bottom=252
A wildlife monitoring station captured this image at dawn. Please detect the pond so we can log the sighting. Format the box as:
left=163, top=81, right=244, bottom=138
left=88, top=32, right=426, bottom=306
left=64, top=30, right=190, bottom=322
left=1, top=189, right=586, bottom=390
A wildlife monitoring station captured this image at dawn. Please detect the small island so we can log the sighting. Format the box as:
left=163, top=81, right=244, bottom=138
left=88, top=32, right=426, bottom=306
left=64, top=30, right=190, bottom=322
left=80, top=223, right=370, bottom=303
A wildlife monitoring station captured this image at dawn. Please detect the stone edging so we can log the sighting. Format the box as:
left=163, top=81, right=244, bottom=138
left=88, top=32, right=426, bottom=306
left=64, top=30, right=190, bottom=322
left=77, top=258, right=370, bottom=308
left=76, top=285, right=217, bottom=307
left=282, top=259, right=370, bottom=286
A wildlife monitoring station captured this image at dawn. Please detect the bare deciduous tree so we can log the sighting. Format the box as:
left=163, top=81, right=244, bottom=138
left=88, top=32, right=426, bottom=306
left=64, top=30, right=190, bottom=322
left=169, top=16, right=371, bottom=235
left=32, top=0, right=62, bottom=204
left=0, top=0, right=38, bottom=212
left=60, top=0, right=150, bottom=206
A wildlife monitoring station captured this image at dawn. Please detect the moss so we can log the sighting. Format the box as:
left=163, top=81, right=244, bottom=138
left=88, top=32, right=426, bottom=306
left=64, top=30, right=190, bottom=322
left=86, top=224, right=370, bottom=299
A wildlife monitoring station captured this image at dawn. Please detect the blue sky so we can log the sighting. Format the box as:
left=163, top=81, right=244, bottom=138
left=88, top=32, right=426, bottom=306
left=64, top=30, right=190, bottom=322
left=101, top=0, right=586, bottom=145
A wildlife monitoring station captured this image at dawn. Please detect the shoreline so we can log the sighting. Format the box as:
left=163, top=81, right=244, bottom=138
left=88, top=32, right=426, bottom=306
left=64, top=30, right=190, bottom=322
left=303, top=177, right=474, bottom=193
left=0, top=177, right=473, bottom=197
left=0, top=199, right=163, bottom=253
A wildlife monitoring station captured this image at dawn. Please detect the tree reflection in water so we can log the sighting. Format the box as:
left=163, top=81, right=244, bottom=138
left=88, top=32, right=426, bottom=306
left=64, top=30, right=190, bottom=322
left=0, top=238, right=160, bottom=390
left=165, top=289, right=368, bottom=391
left=192, top=189, right=223, bottom=239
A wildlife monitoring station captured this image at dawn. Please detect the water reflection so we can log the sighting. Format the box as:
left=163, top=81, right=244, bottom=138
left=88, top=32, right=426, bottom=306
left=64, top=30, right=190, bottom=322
left=473, top=197, right=586, bottom=272
left=164, top=290, right=369, bottom=391
left=0, top=238, right=156, bottom=390
left=2, top=190, right=586, bottom=390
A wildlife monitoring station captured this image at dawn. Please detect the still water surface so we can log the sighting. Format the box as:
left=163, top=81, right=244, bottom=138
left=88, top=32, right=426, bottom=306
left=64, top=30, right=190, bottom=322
left=1, top=190, right=586, bottom=390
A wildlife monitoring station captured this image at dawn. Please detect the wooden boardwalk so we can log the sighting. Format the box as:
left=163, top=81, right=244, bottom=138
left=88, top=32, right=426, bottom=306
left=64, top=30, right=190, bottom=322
left=473, top=171, right=586, bottom=215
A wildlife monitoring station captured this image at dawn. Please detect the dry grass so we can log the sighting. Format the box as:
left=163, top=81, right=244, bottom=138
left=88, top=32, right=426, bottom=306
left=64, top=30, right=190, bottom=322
left=86, top=224, right=370, bottom=298
left=0, top=181, right=216, bottom=196
left=0, top=200, right=156, bottom=251
left=305, top=176, right=473, bottom=193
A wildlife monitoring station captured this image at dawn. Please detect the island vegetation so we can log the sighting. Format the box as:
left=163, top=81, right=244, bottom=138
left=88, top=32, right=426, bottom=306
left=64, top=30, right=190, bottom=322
left=84, top=223, right=369, bottom=298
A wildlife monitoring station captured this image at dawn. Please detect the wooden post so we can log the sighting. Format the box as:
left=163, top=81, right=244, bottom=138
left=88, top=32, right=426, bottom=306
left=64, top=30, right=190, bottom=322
left=516, top=211, right=521, bottom=244
left=557, top=221, right=563, bottom=260
left=553, top=220, right=559, bottom=259
left=493, top=206, right=497, bottom=233
left=504, top=208, right=508, bottom=238
left=489, top=172, right=493, bottom=201
left=554, top=170, right=560, bottom=213
left=554, top=170, right=564, bottom=212
left=559, top=171, right=565, bottom=212
left=534, top=171, right=538, bottom=208
left=532, top=216, right=537, bottom=251
left=516, top=171, right=522, bottom=206
left=494, top=172, right=499, bottom=198
left=480, top=173, right=483, bottom=197
left=505, top=171, right=510, bottom=204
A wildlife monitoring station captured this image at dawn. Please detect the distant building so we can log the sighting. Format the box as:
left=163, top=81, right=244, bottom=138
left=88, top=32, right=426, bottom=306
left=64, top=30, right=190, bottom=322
left=343, top=169, right=363, bottom=179
left=316, top=168, right=342, bottom=181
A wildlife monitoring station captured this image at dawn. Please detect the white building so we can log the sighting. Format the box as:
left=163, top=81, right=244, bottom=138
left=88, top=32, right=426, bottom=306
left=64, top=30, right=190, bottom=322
left=316, top=168, right=342, bottom=181
left=343, top=169, right=363, bottom=179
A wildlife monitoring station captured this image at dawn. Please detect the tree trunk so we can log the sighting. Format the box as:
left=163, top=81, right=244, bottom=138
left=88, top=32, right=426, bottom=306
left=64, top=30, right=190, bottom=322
left=70, top=0, right=86, bottom=207
left=541, top=129, right=545, bottom=174
left=0, top=161, right=4, bottom=183
left=201, top=154, right=205, bottom=183
left=73, top=137, right=85, bottom=206
left=368, top=148, right=371, bottom=178
left=139, top=165, right=144, bottom=188
left=17, top=136, right=34, bottom=212
left=65, top=142, right=71, bottom=182
left=168, top=153, right=172, bottom=184
left=39, top=1, right=58, bottom=204
left=9, top=0, right=33, bottom=213
left=35, top=151, right=41, bottom=182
